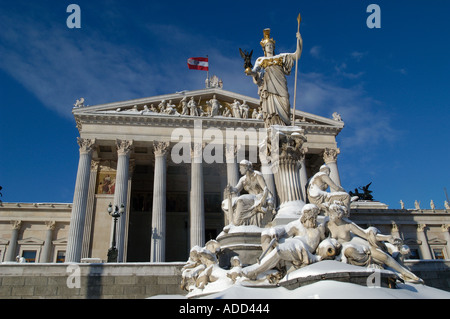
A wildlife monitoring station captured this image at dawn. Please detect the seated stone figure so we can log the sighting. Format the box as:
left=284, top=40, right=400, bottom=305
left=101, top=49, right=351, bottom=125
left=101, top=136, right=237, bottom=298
left=307, top=164, right=355, bottom=215
left=324, top=202, right=423, bottom=283
left=181, top=240, right=223, bottom=291
left=180, top=246, right=205, bottom=291
left=222, top=160, right=275, bottom=227
left=243, top=204, right=332, bottom=281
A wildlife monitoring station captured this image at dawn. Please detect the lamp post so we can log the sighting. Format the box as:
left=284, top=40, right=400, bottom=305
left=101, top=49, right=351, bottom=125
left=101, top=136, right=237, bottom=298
left=107, top=203, right=124, bottom=262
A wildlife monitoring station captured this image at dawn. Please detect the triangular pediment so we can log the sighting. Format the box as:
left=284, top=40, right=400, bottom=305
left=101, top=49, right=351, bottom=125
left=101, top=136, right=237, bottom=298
left=428, top=237, right=447, bottom=245
left=18, top=237, right=45, bottom=245
left=73, top=88, right=344, bottom=130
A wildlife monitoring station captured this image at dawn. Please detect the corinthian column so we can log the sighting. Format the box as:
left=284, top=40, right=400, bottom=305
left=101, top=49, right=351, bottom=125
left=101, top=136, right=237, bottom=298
left=323, top=148, right=341, bottom=186
left=66, top=138, right=96, bottom=263
left=225, top=144, right=240, bottom=189
left=5, top=220, right=22, bottom=262
left=417, top=224, right=432, bottom=259
left=190, top=143, right=205, bottom=248
left=441, top=224, right=450, bottom=259
left=299, top=147, right=308, bottom=202
left=41, top=221, right=56, bottom=263
left=150, top=141, right=170, bottom=262
left=114, top=139, right=133, bottom=262
left=269, top=126, right=306, bottom=206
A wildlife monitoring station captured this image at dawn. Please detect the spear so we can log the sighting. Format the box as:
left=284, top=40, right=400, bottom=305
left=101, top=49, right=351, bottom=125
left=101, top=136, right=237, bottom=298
left=292, top=13, right=302, bottom=125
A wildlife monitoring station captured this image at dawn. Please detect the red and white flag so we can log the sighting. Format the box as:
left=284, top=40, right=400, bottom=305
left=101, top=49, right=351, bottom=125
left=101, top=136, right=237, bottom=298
left=187, top=57, right=209, bottom=71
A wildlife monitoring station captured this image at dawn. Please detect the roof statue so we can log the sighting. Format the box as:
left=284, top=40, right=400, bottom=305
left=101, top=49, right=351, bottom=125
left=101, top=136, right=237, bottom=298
left=245, top=26, right=303, bottom=128
left=349, top=182, right=374, bottom=201
left=73, top=97, right=85, bottom=108
left=239, top=48, right=253, bottom=74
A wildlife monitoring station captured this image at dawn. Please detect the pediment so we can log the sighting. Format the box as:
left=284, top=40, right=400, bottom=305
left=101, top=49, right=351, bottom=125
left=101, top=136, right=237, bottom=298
left=52, top=237, right=68, bottom=245
left=73, top=88, right=344, bottom=131
left=18, top=237, right=45, bottom=245
left=428, top=237, right=447, bottom=245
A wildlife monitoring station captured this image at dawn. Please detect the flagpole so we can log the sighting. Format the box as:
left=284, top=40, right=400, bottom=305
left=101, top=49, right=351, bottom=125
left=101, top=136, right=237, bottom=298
left=206, top=55, right=209, bottom=88
left=292, top=13, right=301, bottom=125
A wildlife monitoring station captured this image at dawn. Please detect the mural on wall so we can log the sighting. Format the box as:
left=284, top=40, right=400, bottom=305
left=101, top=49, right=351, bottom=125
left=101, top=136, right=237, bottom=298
left=97, top=171, right=116, bottom=194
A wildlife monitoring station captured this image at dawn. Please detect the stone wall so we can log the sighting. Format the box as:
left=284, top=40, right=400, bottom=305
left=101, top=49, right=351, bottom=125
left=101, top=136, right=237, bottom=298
left=0, top=262, right=186, bottom=299
left=0, top=260, right=448, bottom=298
left=404, top=260, right=450, bottom=292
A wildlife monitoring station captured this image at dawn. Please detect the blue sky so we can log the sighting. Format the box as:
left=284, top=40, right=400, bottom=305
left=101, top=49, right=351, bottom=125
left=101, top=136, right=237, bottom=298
left=0, top=0, right=449, bottom=209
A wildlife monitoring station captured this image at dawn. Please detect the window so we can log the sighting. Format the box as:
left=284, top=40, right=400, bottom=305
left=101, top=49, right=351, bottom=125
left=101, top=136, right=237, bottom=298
left=408, top=249, right=420, bottom=259
left=56, top=251, right=66, bottom=263
left=22, top=250, right=37, bottom=263
left=433, top=248, right=445, bottom=260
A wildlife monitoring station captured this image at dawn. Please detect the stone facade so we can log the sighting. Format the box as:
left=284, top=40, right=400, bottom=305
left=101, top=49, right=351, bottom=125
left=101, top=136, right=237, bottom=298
left=0, top=263, right=184, bottom=299
left=1, top=88, right=449, bottom=297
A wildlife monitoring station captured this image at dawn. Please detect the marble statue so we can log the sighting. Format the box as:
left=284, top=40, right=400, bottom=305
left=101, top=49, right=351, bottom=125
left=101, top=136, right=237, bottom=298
left=181, top=240, right=223, bottom=291
left=74, top=97, right=85, bottom=108
left=222, top=107, right=232, bottom=117
left=230, top=99, right=242, bottom=118
left=244, top=204, right=329, bottom=280
left=206, top=95, right=222, bottom=117
left=16, top=255, right=26, bottom=263
left=414, top=200, right=421, bottom=210
left=246, top=28, right=303, bottom=127
left=324, top=202, right=422, bottom=283
left=179, top=96, right=189, bottom=115
left=226, top=256, right=244, bottom=283
left=307, top=164, right=353, bottom=214
left=188, top=97, right=200, bottom=116
left=180, top=245, right=204, bottom=291
left=158, top=100, right=167, bottom=113
left=332, top=112, right=342, bottom=121
left=222, top=160, right=275, bottom=227
left=241, top=101, right=250, bottom=119
left=164, top=100, right=177, bottom=115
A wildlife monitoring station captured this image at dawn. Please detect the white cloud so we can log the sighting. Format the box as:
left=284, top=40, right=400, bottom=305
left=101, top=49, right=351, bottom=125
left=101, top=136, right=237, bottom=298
left=309, top=45, right=321, bottom=59
left=350, top=51, right=367, bottom=62
left=295, top=72, right=399, bottom=150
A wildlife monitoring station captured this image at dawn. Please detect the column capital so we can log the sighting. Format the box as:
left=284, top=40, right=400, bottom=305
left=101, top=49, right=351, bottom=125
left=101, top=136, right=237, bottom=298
left=441, top=224, right=450, bottom=232
left=77, top=138, right=96, bottom=155
left=116, top=139, right=134, bottom=156
left=191, top=142, right=205, bottom=160
left=391, top=221, right=399, bottom=232
left=45, top=220, right=56, bottom=231
left=323, top=147, right=340, bottom=164
left=417, top=224, right=427, bottom=232
left=91, top=159, right=100, bottom=171
left=153, top=141, right=170, bottom=157
left=10, top=220, right=22, bottom=230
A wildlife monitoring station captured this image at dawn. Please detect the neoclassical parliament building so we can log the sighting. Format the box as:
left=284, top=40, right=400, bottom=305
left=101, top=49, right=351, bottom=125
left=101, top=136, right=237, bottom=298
left=1, top=84, right=449, bottom=280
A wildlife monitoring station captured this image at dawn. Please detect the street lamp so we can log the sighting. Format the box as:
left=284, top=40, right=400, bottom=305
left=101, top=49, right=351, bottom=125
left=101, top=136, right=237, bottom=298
left=107, top=203, right=124, bottom=262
